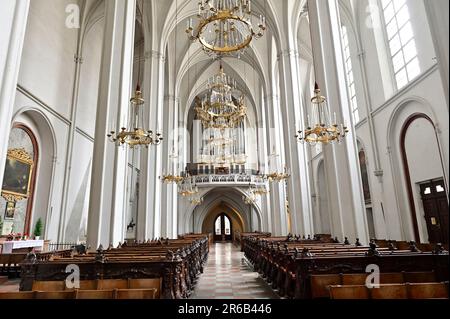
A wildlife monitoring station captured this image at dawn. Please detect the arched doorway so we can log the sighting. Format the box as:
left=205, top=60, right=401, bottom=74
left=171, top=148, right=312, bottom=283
left=401, top=114, right=448, bottom=243
left=200, top=201, right=245, bottom=241
left=214, top=213, right=233, bottom=242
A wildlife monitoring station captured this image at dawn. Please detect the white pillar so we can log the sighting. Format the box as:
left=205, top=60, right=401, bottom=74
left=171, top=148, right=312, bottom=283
left=424, top=0, right=449, bottom=108
left=277, top=50, right=314, bottom=236
left=0, top=0, right=30, bottom=185
left=308, top=0, right=369, bottom=244
left=161, top=95, right=179, bottom=239
left=87, top=0, right=136, bottom=249
left=264, top=94, right=288, bottom=236
left=137, top=48, right=165, bottom=240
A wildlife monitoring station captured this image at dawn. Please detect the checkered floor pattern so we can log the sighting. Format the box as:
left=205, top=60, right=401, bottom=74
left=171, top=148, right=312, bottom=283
left=190, top=243, right=279, bottom=299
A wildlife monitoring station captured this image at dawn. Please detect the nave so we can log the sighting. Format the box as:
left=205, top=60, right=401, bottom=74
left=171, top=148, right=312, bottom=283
left=0, top=0, right=448, bottom=307
left=191, top=243, right=278, bottom=299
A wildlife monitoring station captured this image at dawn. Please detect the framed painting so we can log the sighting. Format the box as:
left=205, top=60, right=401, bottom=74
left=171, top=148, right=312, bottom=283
left=4, top=201, right=16, bottom=220
left=1, top=148, right=34, bottom=202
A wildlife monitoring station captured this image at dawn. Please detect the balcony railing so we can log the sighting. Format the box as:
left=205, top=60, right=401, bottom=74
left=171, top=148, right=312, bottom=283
left=192, top=174, right=266, bottom=187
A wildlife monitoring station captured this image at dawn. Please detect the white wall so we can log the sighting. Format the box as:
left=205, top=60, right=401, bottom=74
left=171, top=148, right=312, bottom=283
left=8, top=0, right=105, bottom=243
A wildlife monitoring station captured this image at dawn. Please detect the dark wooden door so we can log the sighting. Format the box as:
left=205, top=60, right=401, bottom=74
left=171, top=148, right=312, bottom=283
left=213, top=214, right=233, bottom=242
left=420, top=180, right=448, bottom=244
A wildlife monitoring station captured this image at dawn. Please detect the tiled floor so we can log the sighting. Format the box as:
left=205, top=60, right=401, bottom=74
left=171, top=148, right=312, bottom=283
left=190, top=243, right=279, bottom=299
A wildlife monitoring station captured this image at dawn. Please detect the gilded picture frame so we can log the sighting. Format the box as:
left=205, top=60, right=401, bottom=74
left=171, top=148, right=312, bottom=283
left=1, top=148, right=34, bottom=202
left=4, top=201, right=16, bottom=220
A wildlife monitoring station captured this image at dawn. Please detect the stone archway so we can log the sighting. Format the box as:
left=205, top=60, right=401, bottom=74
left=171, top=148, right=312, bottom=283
left=201, top=202, right=245, bottom=242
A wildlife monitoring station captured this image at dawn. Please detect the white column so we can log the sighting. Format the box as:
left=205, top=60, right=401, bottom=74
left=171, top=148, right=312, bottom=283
left=87, top=0, right=136, bottom=249
left=257, top=90, right=270, bottom=232
left=308, top=0, right=369, bottom=244
left=161, top=95, right=178, bottom=239
left=277, top=50, right=313, bottom=236
left=264, top=94, right=288, bottom=236
left=137, top=48, right=165, bottom=240
left=0, top=0, right=30, bottom=185
left=424, top=0, right=449, bottom=108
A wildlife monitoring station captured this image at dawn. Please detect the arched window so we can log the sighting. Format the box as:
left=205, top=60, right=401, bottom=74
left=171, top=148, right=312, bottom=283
left=1, top=124, right=38, bottom=236
left=380, top=0, right=420, bottom=89
left=214, top=213, right=233, bottom=241
left=341, top=25, right=359, bottom=123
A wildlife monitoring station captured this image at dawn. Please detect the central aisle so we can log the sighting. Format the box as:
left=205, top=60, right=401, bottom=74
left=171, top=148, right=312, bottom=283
left=191, top=243, right=279, bottom=299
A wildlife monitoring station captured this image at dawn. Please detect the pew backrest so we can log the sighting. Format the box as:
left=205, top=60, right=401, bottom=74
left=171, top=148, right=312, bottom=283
left=75, top=289, right=115, bottom=299
left=35, top=290, right=76, bottom=299
left=116, top=288, right=158, bottom=299
left=329, top=285, right=370, bottom=299
left=128, top=278, right=161, bottom=298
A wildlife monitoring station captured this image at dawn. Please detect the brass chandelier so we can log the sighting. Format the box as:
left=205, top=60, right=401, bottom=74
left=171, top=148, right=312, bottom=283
left=189, top=194, right=204, bottom=205
left=194, top=64, right=247, bottom=130
left=179, top=174, right=199, bottom=197
left=161, top=174, right=184, bottom=184
left=253, top=184, right=269, bottom=195
left=265, top=150, right=290, bottom=182
left=296, top=83, right=349, bottom=145
left=266, top=166, right=290, bottom=183
left=108, top=85, right=163, bottom=148
left=186, top=0, right=266, bottom=57
left=161, top=150, right=184, bottom=184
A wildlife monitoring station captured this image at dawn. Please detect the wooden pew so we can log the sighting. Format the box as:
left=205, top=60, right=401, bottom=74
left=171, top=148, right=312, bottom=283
left=407, top=282, right=449, bottom=299
left=370, top=284, right=408, bottom=299
left=242, top=236, right=449, bottom=299
left=35, top=290, right=76, bottom=299
left=20, top=235, right=210, bottom=299
left=32, top=280, right=66, bottom=291
left=329, top=282, right=449, bottom=299
left=75, top=289, right=115, bottom=299
left=97, top=279, right=128, bottom=290
left=329, top=285, right=370, bottom=299
left=310, top=272, right=436, bottom=298
left=116, top=288, right=158, bottom=299
left=0, top=288, right=160, bottom=300
left=129, top=278, right=161, bottom=299
left=0, top=291, right=36, bottom=299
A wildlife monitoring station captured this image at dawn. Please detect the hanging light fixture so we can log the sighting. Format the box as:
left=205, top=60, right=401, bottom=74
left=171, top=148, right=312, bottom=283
left=266, top=166, right=291, bottom=183
left=108, top=0, right=163, bottom=148
left=189, top=194, right=204, bottom=205
left=296, top=6, right=348, bottom=146
left=195, top=62, right=247, bottom=167
left=295, top=83, right=349, bottom=146
left=179, top=173, right=199, bottom=197
left=194, top=63, right=247, bottom=130
left=265, top=149, right=290, bottom=182
left=253, top=184, right=269, bottom=196
left=186, top=0, right=266, bottom=57
left=107, top=85, right=163, bottom=148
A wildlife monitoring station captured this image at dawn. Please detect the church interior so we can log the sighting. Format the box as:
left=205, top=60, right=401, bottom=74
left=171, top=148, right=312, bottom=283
left=0, top=0, right=448, bottom=301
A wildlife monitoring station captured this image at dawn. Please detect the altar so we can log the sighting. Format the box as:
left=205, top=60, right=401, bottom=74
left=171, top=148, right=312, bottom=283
left=1, top=240, right=44, bottom=254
